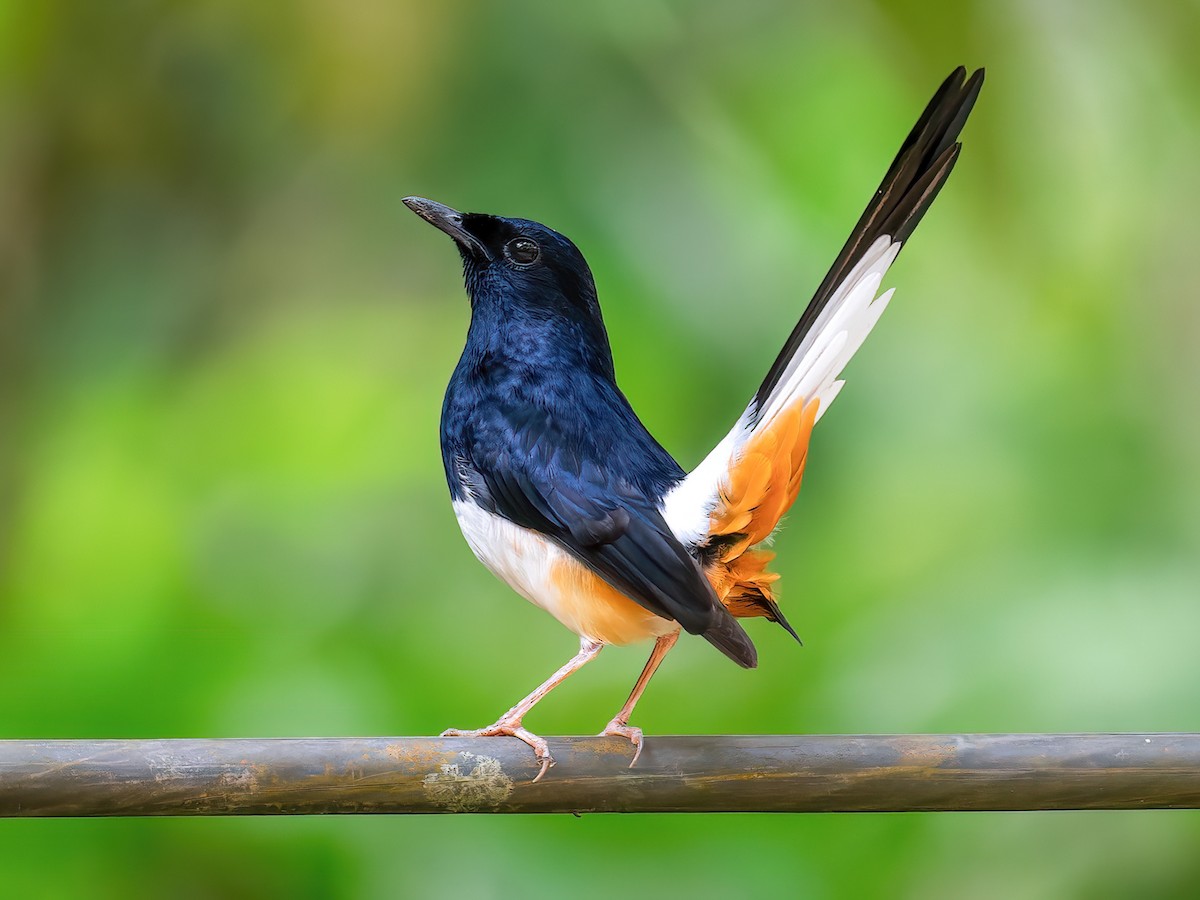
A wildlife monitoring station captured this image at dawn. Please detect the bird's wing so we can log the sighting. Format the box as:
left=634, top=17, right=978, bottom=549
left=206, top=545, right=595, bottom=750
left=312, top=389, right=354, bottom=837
left=466, top=400, right=757, bottom=666
left=663, top=67, right=983, bottom=552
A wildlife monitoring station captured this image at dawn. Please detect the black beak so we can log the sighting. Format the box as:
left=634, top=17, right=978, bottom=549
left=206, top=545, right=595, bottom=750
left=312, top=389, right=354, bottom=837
left=403, top=196, right=491, bottom=260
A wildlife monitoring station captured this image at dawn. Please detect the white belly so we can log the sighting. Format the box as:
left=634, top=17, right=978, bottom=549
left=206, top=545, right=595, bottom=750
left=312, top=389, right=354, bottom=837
left=452, top=500, right=676, bottom=645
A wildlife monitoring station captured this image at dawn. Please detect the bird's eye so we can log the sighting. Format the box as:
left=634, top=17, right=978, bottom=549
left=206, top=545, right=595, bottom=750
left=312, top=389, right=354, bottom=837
left=504, top=237, right=541, bottom=266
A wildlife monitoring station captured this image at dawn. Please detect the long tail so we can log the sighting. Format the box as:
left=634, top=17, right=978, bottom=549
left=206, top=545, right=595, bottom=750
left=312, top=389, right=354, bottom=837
left=663, top=67, right=984, bottom=631
left=751, top=66, right=985, bottom=427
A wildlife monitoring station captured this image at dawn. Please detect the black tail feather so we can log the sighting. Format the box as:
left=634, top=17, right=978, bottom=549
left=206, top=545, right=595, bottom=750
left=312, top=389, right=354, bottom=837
left=753, top=66, right=985, bottom=413
left=765, top=598, right=803, bottom=646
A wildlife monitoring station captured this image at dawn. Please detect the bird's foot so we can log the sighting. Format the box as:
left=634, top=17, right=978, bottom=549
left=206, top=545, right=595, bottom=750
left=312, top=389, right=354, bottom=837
left=441, top=720, right=555, bottom=782
left=599, top=718, right=645, bottom=768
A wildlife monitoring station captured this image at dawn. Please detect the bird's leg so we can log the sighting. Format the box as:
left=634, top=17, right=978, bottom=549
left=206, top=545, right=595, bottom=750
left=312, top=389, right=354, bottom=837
left=600, top=630, right=679, bottom=767
left=442, top=637, right=603, bottom=782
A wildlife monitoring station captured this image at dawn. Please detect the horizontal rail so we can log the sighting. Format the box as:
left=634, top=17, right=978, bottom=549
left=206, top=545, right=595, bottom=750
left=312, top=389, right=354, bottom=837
left=2, top=734, right=1198, bottom=816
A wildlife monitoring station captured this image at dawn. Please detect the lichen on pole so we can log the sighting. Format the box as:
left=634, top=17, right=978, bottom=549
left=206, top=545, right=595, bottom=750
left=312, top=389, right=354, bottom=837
left=2, top=734, right=1199, bottom=816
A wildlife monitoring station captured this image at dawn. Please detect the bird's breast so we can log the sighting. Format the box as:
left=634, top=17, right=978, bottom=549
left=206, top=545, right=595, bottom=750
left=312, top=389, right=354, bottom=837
left=452, top=500, right=676, bottom=646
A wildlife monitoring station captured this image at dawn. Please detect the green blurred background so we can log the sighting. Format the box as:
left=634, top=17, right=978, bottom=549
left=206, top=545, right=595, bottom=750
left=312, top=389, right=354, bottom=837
left=2, top=0, right=1199, bottom=896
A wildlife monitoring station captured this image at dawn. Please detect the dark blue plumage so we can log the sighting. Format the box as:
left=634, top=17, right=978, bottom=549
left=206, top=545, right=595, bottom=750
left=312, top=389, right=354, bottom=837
left=439, top=216, right=682, bottom=503
left=425, top=207, right=753, bottom=655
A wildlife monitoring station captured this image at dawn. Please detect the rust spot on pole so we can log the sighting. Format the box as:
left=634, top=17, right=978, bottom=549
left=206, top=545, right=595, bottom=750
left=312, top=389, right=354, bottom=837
left=422, top=752, right=514, bottom=812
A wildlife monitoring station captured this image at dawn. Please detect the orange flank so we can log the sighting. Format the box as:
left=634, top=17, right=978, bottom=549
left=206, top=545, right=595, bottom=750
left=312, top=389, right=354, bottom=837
left=706, top=399, right=820, bottom=622
left=549, top=557, right=679, bottom=646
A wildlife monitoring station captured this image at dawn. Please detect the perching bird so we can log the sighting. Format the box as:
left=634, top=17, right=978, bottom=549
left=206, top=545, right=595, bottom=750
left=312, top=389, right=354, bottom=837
left=405, top=66, right=983, bottom=780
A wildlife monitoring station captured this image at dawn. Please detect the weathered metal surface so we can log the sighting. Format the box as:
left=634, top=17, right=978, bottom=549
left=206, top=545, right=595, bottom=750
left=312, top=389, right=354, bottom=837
left=1, top=734, right=1198, bottom=816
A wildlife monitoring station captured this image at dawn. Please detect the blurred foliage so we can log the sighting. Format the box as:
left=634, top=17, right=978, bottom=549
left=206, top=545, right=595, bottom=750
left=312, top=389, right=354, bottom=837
left=3, top=0, right=1200, bottom=897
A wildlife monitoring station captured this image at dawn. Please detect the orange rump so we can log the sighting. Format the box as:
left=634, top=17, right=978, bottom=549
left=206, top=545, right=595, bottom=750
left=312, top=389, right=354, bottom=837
left=704, top=399, right=820, bottom=627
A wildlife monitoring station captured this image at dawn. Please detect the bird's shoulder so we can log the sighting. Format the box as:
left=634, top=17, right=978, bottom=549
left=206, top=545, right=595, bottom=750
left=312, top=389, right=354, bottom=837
left=444, top=357, right=682, bottom=501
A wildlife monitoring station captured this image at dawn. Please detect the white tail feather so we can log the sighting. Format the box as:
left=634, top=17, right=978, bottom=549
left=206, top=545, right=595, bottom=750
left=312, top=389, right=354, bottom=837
left=816, top=380, right=845, bottom=421
left=662, top=236, right=901, bottom=545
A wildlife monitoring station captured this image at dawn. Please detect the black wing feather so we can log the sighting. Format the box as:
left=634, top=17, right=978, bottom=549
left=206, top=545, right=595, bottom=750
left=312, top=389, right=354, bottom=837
left=484, top=462, right=709, bottom=634
left=470, top=404, right=757, bottom=667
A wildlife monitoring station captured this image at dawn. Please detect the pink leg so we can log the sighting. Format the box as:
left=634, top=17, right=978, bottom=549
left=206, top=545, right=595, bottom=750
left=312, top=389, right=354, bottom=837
left=600, top=630, right=680, bottom=767
left=442, top=638, right=603, bottom=782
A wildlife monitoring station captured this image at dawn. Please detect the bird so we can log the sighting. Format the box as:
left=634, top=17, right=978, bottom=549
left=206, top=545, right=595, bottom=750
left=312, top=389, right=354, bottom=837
left=404, top=66, right=984, bottom=781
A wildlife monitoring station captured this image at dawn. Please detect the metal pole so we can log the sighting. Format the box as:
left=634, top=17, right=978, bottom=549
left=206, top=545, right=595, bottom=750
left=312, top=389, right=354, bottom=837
left=2, top=734, right=1198, bottom=816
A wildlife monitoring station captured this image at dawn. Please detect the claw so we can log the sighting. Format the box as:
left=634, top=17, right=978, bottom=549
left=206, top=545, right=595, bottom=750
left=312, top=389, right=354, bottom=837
left=508, top=725, right=555, bottom=782
left=436, top=640, right=603, bottom=782
left=600, top=719, right=645, bottom=768
left=440, top=721, right=555, bottom=781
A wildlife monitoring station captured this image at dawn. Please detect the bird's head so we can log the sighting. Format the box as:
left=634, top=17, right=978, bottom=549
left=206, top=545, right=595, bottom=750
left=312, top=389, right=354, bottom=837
left=403, top=197, right=600, bottom=321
